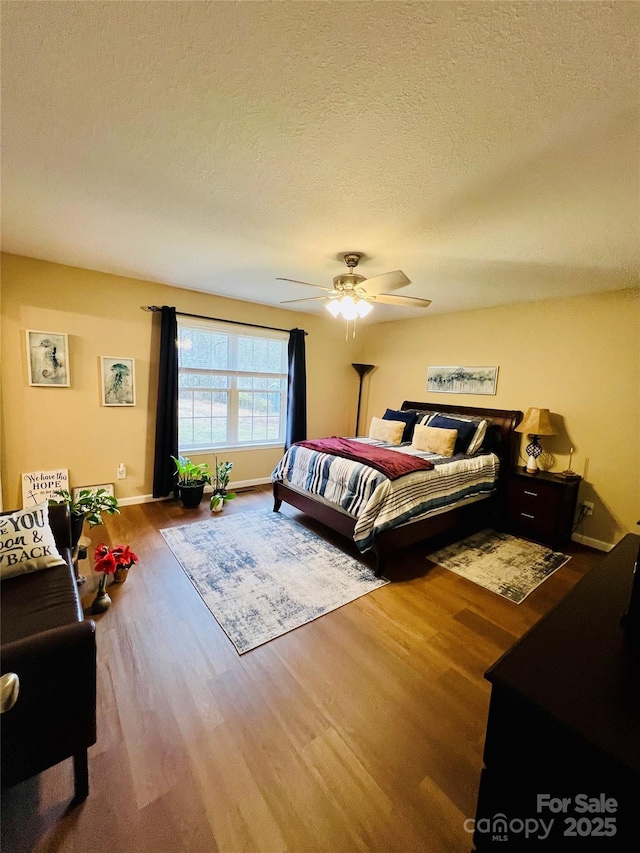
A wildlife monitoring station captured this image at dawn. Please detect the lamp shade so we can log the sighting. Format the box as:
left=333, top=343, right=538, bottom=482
left=325, top=299, right=342, bottom=317
left=351, top=363, right=375, bottom=379
left=515, top=407, right=556, bottom=436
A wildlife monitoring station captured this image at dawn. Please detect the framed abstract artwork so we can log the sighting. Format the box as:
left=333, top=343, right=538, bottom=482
left=100, top=357, right=136, bottom=406
left=426, top=366, right=499, bottom=395
left=26, top=330, right=70, bottom=386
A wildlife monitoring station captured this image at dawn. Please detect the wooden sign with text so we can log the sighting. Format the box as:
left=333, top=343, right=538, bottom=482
left=22, top=469, right=69, bottom=508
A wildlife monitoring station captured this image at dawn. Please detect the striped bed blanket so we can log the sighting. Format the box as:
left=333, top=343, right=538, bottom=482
left=271, top=438, right=500, bottom=552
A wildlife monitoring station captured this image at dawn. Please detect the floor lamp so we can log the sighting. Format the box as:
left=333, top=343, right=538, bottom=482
left=351, top=363, right=375, bottom=436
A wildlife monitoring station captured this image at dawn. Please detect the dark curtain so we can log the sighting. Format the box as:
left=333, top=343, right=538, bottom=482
left=152, top=306, right=179, bottom=497
left=285, top=328, right=307, bottom=449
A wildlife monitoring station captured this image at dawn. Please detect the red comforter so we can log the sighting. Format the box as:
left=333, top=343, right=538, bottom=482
left=295, top=437, right=434, bottom=481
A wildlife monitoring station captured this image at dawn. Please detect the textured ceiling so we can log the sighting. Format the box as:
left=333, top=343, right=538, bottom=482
left=2, top=1, right=638, bottom=322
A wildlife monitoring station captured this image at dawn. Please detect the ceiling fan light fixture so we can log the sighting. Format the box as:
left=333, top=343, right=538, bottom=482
left=279, top=252, right=430, bottom=323
left=325, top=299, right=342, bottom=317
left=355, top=298, right=372, bottom=318
left=339, top=295, right=358, bottom=320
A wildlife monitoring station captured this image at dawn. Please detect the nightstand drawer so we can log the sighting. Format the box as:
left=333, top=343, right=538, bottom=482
left=507, top=480, right=561, bottom=533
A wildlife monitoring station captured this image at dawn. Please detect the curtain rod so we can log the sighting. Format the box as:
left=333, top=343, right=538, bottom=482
left=142, top=306, right=306, bottom=335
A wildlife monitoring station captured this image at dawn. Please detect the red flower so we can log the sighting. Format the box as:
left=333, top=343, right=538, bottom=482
left=94, top=552, right=117, bottom=575
left=94, top=543, right=110, bottom=560
left=112, top=544, right=138, bottom=569
left=93, top=543, right=138, bottom=574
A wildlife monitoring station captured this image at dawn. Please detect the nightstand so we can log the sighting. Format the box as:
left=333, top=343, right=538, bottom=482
left=506, top=469, right=581, bottom=547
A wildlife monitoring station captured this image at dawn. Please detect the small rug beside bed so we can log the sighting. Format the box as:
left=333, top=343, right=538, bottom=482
left=160, top=510, right=388, bottom=654
left=427, top=529, right=571, bottom=604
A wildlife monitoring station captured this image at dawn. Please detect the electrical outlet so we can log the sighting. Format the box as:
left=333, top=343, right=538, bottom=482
left=117, top=463, right=127, bottom=480
left=582, top=501, right=594, bottom=516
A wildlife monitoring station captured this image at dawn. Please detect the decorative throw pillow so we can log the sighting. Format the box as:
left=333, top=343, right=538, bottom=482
left=412, top=424, right=458, bottom=457
left=425, top=412, right=491, bottom=455
left=382, top=408, right=418, bottom=443
left=417, top=411, right=438, bottom=427
left=0, top=503, right=67, bottom=580
left=427, top=415, right=478, bottom=455
left=368, top=416, right=405, bottom=445
left=466, top=419, right=489, bottom=454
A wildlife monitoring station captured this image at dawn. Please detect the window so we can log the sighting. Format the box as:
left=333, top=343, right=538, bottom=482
left=177, top=318, right=288, bottom=451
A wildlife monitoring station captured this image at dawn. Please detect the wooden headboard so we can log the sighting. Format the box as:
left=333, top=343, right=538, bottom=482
left=401, top=401, right=523, bottom=472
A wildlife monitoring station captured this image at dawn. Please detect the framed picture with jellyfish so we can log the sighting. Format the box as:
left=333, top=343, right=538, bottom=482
left=100, top=357, right=136, bottom=406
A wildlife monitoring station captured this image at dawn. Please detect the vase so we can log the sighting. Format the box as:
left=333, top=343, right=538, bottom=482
left=91, top=590, right=111, bottom=613
left=113, top=567, right=129, bottom=583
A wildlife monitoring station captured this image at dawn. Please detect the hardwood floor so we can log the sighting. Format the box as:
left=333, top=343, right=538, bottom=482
left=1, top=487, right=603, bottom=853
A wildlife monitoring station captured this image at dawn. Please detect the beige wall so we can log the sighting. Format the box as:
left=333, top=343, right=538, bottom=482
left=0, top=254, right=361, bottom=508
left=3, top=253, right=637, bottom=547
left=355, top=289, right=640, bottom=547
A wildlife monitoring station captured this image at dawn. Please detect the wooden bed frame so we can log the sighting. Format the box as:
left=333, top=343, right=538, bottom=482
left=273, top=401, right=522, bottom=575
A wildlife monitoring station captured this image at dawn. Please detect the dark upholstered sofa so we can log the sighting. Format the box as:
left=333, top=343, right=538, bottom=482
left=0, top=504, right=97, bottom=800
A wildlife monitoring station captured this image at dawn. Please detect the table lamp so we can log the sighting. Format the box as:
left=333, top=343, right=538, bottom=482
left=515, top=407, right=556, bottom=474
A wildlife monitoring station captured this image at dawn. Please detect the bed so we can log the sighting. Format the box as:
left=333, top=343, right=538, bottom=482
left=272, top=401, right=522, bottom=575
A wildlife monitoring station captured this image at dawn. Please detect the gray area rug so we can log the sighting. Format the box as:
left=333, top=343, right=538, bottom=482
left=427, top=529, right=571, bottom=603
left=160, top=510, right=388, bottom=653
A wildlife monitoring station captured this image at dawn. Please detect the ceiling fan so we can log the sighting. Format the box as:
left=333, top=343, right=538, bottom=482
left=277, top=253, right=432, bottom=322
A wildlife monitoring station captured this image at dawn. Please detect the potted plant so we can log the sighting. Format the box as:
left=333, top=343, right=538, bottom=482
left=91, top=543, right=139, bottom=612
left=49, top=488, right=120, bottom=549
left=171, top=455, right=211, bottom=508
left=210, top=457, right=236, bottom=512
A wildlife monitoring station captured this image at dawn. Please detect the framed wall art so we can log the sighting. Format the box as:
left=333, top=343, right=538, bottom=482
left=100, top=357, right=136, bottom=406
left=26, top=330, right=70, bottom=386
left=73, top=483, right=115, bottom=500
left=426, top=365, right=499, bottom=395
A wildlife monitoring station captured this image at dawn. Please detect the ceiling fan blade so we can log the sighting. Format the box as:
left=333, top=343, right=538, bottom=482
left=373, top=293, right=432, bottom=308
left=276, top=277, right=335, bottom=292
left=280, top=296, right=331, bottom=305
left=362, top=270, right=411, bottom=295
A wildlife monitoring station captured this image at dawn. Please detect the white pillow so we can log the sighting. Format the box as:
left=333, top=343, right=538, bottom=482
left=467, top=420, right=489, bottom=454
left=368, top=417, right=405, bottom=445
left=0, top=503, right=67, bottom=579
left=412, top=423, right=458, bottom=457
left=418, top=412, right=437, bottom=426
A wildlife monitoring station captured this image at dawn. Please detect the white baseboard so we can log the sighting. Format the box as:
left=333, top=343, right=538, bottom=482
left=571, top=532, right=614, bottom=552
left=117, top=494, right=165, bottom=507
left=117, top=477, right=272, bottom=507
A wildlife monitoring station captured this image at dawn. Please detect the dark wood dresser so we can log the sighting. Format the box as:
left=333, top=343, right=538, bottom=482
left=473, top=533, right=640, bottom=850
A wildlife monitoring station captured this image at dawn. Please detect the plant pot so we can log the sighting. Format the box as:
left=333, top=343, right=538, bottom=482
left=178, top=482, right=206, bottom=508
left=113, top=567, right=129, bottom=583
left=70, top=513, right=85, bottom=550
